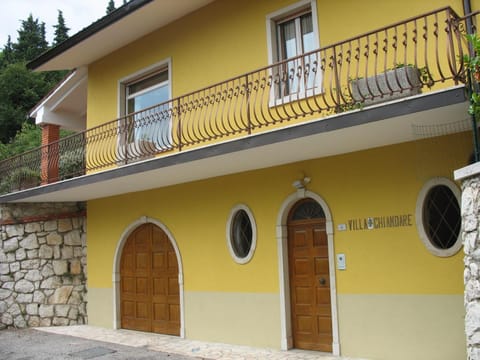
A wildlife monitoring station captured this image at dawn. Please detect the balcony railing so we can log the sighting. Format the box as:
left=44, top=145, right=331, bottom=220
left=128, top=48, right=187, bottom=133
left=0, top=6, right=475, bottom=195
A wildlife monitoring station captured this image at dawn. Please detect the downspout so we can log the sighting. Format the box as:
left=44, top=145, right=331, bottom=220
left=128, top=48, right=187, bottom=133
left=464, top=0, right=473, bottom=32
left=464, top=0, right=480, bottom=162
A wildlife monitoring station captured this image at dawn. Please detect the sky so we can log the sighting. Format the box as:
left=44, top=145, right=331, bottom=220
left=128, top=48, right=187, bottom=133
left=0, top=0, right=125, bottom=47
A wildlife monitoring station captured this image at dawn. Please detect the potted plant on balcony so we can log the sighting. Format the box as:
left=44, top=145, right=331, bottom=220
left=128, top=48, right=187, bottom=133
left=350, top=64, right=424, bottom=105
left=464, top=33, right=480, bottom=119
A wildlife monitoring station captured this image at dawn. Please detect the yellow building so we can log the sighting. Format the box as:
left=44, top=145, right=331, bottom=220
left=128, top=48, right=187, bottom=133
left=1, top=0, right=477, bottom=359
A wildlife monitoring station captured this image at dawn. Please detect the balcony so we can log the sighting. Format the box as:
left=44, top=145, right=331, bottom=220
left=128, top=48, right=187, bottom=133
left=0, top=7, right=474, bottom=201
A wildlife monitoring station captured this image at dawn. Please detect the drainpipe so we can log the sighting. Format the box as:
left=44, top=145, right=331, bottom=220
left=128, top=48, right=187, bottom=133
left=464, top=0, right=473, bottom=32
left=464, top=0, right=480, bottom=162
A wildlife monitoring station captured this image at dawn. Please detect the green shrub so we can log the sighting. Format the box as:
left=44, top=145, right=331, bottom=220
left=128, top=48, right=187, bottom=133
left=0, top=167, right=41, bottom=193
left=59, top=148, right=85, bottom=180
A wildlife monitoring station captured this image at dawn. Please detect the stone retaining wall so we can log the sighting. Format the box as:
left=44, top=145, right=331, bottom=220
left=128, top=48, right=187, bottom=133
left=0, top=202, right=87, bottom=329
left=456, top=163, right=480, bottom=360
left=463, top=175, right=480, bottom=359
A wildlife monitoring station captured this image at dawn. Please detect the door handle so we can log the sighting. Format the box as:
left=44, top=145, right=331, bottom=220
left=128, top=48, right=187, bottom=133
left=319, top=277, right=326, bottom=286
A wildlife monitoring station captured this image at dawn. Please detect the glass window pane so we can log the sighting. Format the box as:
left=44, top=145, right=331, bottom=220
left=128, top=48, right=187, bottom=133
left=280, top=19, right=297, bottom=59
left=130, top=84, right=169, bottom=113
left=290, top=199, right=325, bottom=221
left=127, top=71, right=168, bottom=96
left=275, top=10, right=318, bottom=96
left=125, top=69, right=171, bottom=148
left=231, top=210, right=253, bottom=259
left=423, top=185, right=461, bottom=250
left=301, top=13, right=315, bottom=53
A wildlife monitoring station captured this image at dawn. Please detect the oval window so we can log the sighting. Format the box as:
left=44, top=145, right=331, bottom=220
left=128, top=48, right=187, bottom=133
left=416, top=178, right=462, bottom=257
left=226, top=205, right=257, bottom=264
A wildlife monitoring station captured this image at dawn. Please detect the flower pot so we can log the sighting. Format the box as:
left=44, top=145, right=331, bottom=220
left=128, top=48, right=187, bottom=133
left=351, top=66, right=422, bottom=105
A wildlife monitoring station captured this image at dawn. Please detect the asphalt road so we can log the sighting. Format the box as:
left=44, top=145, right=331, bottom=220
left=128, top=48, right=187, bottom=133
left=0, top=328, right=200, bottom=360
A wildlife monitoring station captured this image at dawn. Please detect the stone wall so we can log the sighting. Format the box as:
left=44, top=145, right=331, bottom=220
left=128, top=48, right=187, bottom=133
left=457, top=164, right=480, bottom=359
left=0, top=202, right=87, bottom=329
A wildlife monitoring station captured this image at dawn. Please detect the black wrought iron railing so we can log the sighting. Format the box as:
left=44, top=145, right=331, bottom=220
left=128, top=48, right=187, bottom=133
left=0, top=7, right=475, bottom=195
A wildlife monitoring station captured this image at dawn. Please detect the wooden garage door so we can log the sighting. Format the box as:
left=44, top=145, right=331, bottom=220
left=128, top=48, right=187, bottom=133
left=120, top=223, right=180, bottom=335
left=288, top=199, right=332, bottom=352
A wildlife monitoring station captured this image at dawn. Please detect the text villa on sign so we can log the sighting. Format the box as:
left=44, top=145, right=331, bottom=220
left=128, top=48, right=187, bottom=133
left=348, top=214, right=413, bottom=231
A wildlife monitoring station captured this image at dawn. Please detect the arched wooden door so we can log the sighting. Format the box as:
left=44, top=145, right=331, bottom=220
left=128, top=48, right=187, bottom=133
left=287, top=198, right=332, bottom=352
left=120, top=223, right=180, bottom=335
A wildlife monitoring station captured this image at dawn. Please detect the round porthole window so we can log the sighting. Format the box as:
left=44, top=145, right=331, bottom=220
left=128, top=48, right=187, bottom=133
left=226, top=204, right=257, bottom=264
left=416, top=178, right=462, bottom=257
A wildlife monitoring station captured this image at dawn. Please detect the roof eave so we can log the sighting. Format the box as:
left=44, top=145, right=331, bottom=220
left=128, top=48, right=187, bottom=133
left=27, top=0, right=154, bottom=71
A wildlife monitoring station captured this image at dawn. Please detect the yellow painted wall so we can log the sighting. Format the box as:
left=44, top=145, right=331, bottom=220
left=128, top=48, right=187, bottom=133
left=88, top=133, right=468, bottom=294
left=83, top=0, right=473, bottom=357
left=86, top=131, right=469, bottom=356
left=318, top=1, right=466, bottom=45
left=86, top=0, right=470, bottom=130
left=185, top=291, right=281, bottom=348
left=338, top=294, right=466, bottom=360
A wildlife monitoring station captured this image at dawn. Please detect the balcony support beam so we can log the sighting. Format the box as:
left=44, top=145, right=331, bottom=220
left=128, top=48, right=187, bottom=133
left=41, top=124, right=60, bottom=185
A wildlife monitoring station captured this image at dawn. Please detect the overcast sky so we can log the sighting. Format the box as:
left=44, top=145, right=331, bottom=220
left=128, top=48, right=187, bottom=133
left=0, top=0, right=125, bottom=47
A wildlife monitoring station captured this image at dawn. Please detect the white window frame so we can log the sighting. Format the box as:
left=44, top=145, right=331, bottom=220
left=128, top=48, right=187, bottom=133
left=266, top=0, right=321, bottom=105
left=415, top=177, right=462, bottom=257
left=226, top=204, right=257, bottom=264
left=117, top=58, right=173, bottom=156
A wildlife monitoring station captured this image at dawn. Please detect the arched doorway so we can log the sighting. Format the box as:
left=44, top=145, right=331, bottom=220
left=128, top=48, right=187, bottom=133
left=287, top=198, right=332, bottom=352
left=120, top=222, right=180, bottom=335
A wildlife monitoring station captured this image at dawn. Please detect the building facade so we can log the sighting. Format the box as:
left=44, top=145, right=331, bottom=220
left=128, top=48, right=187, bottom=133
left=0, top=0, right=477, bottom=359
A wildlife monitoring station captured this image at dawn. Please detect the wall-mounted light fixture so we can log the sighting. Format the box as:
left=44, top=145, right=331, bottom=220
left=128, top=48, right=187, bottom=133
left=292, top=176, right=311, bottom=190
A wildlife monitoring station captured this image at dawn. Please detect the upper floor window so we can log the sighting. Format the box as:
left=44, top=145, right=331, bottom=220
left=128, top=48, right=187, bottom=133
left=277, top=11, right=315, bottom=63
left=267, top=1, right=320, bottom=98
left=120, top=60, right=172, bottom=153
left=126, top=70, right=169, bottom=117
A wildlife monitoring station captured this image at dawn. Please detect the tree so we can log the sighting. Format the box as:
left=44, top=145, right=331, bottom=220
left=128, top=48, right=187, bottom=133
left=106, top=0, right=116, bottom=14
left=53, top=10, right=70, bottom=46
left=12, top=15, right=49, bottom=63
left=0, top=12, right=74, bottom=144
left=0, top=122, right=75, bottom=160
left=0, top=123, right=41, bottom=160
left=0, top=36, right=15, bottom=68
left=0, top=63, right=52, bottom=143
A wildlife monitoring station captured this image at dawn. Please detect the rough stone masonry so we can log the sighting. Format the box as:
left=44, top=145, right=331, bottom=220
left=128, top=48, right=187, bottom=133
left=0, top=202, right=87, bottom=329
left=463, top=175, right=480, bottom=360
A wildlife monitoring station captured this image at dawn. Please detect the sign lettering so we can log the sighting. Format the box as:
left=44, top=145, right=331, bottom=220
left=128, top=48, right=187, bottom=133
left=347, top=214, right=413, bottom=231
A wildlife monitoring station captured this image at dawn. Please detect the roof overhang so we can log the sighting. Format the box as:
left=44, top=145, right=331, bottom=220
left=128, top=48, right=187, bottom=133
left=28, top=0, right=214, bottom=71
left=0, top=87, right=471, bottom=203
left=29, top=67, right=87, bottom=131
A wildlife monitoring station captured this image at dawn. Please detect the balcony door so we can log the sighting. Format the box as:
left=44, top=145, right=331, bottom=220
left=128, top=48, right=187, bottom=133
left=122, top=65, right=172, bottom=158
left=267, top=1, right=320, bottom=99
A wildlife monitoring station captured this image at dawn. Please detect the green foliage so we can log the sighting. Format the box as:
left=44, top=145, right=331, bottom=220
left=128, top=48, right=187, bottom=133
left=464, top=34, right=480, bottom=119
left=0, top=123, right=77, bottom=161
left=12, top=15, right=49, bottom=63
left=0, top=36, right=15, bottom=68
left=0, top=63, right=53, bottom=143
left=59, top=148, right=85, bottom=179
left=106, top=0, right=116, bottom=14
left=0, top=123, right=41, bottom=160
left=0, top=12, right=72, bottom=145
left=53, top=10, right=70, bottom=46
left=0, top=166, right=41, bottom=194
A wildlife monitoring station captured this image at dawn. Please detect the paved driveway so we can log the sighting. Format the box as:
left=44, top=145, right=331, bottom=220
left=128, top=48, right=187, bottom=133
left=0, top=328, right=197, bottom=360
left=0, top=326, right=368, bottom=360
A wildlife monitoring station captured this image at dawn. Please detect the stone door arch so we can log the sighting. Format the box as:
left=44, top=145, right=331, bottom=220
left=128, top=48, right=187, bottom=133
left=276, top=191, right=339, bottom=355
